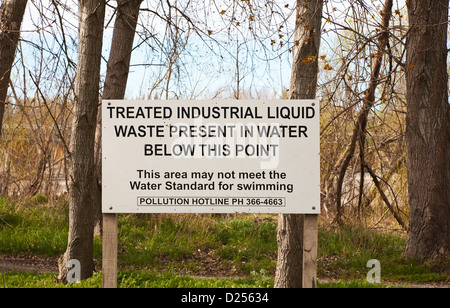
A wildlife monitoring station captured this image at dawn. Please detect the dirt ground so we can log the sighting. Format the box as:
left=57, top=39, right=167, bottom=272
left=0, top=254, right=58, bottom=274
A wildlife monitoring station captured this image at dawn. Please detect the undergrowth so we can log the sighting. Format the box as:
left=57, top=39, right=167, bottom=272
left=0, top=197, right=448, bottom=288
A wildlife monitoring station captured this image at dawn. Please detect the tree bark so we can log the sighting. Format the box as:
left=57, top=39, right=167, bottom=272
left=274, top=0, right=322, bottom=288
left=0, top=0, right=27, bottom=137
left=93, top=0, right=142, bottom=236
left=58, top=0, right=105, bottom=282
left=405, top=0, right=449, bottom=261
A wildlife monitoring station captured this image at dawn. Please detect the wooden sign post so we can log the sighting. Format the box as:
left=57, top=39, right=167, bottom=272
left=303, top=214, right=318, bottom=288
left=102, top=213, right=117, bottom=288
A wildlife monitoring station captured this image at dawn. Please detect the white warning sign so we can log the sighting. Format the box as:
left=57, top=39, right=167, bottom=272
left=102, top=100, right=320, bottom=214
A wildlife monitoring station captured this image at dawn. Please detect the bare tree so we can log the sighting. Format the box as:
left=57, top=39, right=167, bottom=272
left=58, top=0, right=105, bottom=282
left=94, top=0, right=143, bottom=235
left=405, top=0, right=449, bottom=261
left=333, top=0, right=394, bottom=226
left=274, top=0, right=323, bottom=288
left=0, top=0, right=28, bottom=137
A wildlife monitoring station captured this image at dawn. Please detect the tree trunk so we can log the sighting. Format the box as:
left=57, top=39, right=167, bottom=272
left=0, top=0, right=27, bottom=137
left=58, top=0, right=105, bottom=282
left=93, top=0, right=142, bottom=236
left=275, top=214, right=304, bottom=288
left=274, top=0, right=322, bottom=288
left=405, top=0, right=449, bottom=261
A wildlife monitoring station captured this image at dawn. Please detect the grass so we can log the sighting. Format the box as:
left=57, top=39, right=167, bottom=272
left=117, top=213, right=277, bottom=275
left=1, top=270, right=274, bottom=288
left=0, top=270, right=397, bottom=288
left=318, top=224, right=449, bottom=284
left=0, top=196, right=448, bottom=288
left=0, top=197, right=70, bottom=257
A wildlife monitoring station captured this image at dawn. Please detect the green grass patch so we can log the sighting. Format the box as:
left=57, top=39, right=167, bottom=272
left=0, top=197, right=448, bottom=288
left=118, top=214, right=277, bottom=275
left=318, top=224, right=449, bottom=284
left=0, top=271, right=273, bottom=288
left=317, top=280, right=399, bottom=288
left=2, top=271, right=399, bottom=288
left=0, top=198, right=69, bottom=257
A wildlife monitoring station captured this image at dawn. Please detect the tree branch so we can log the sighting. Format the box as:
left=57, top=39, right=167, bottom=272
left=364, top=163, right=408, bottom=231
left=28, top=71, right=71, bottom=156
